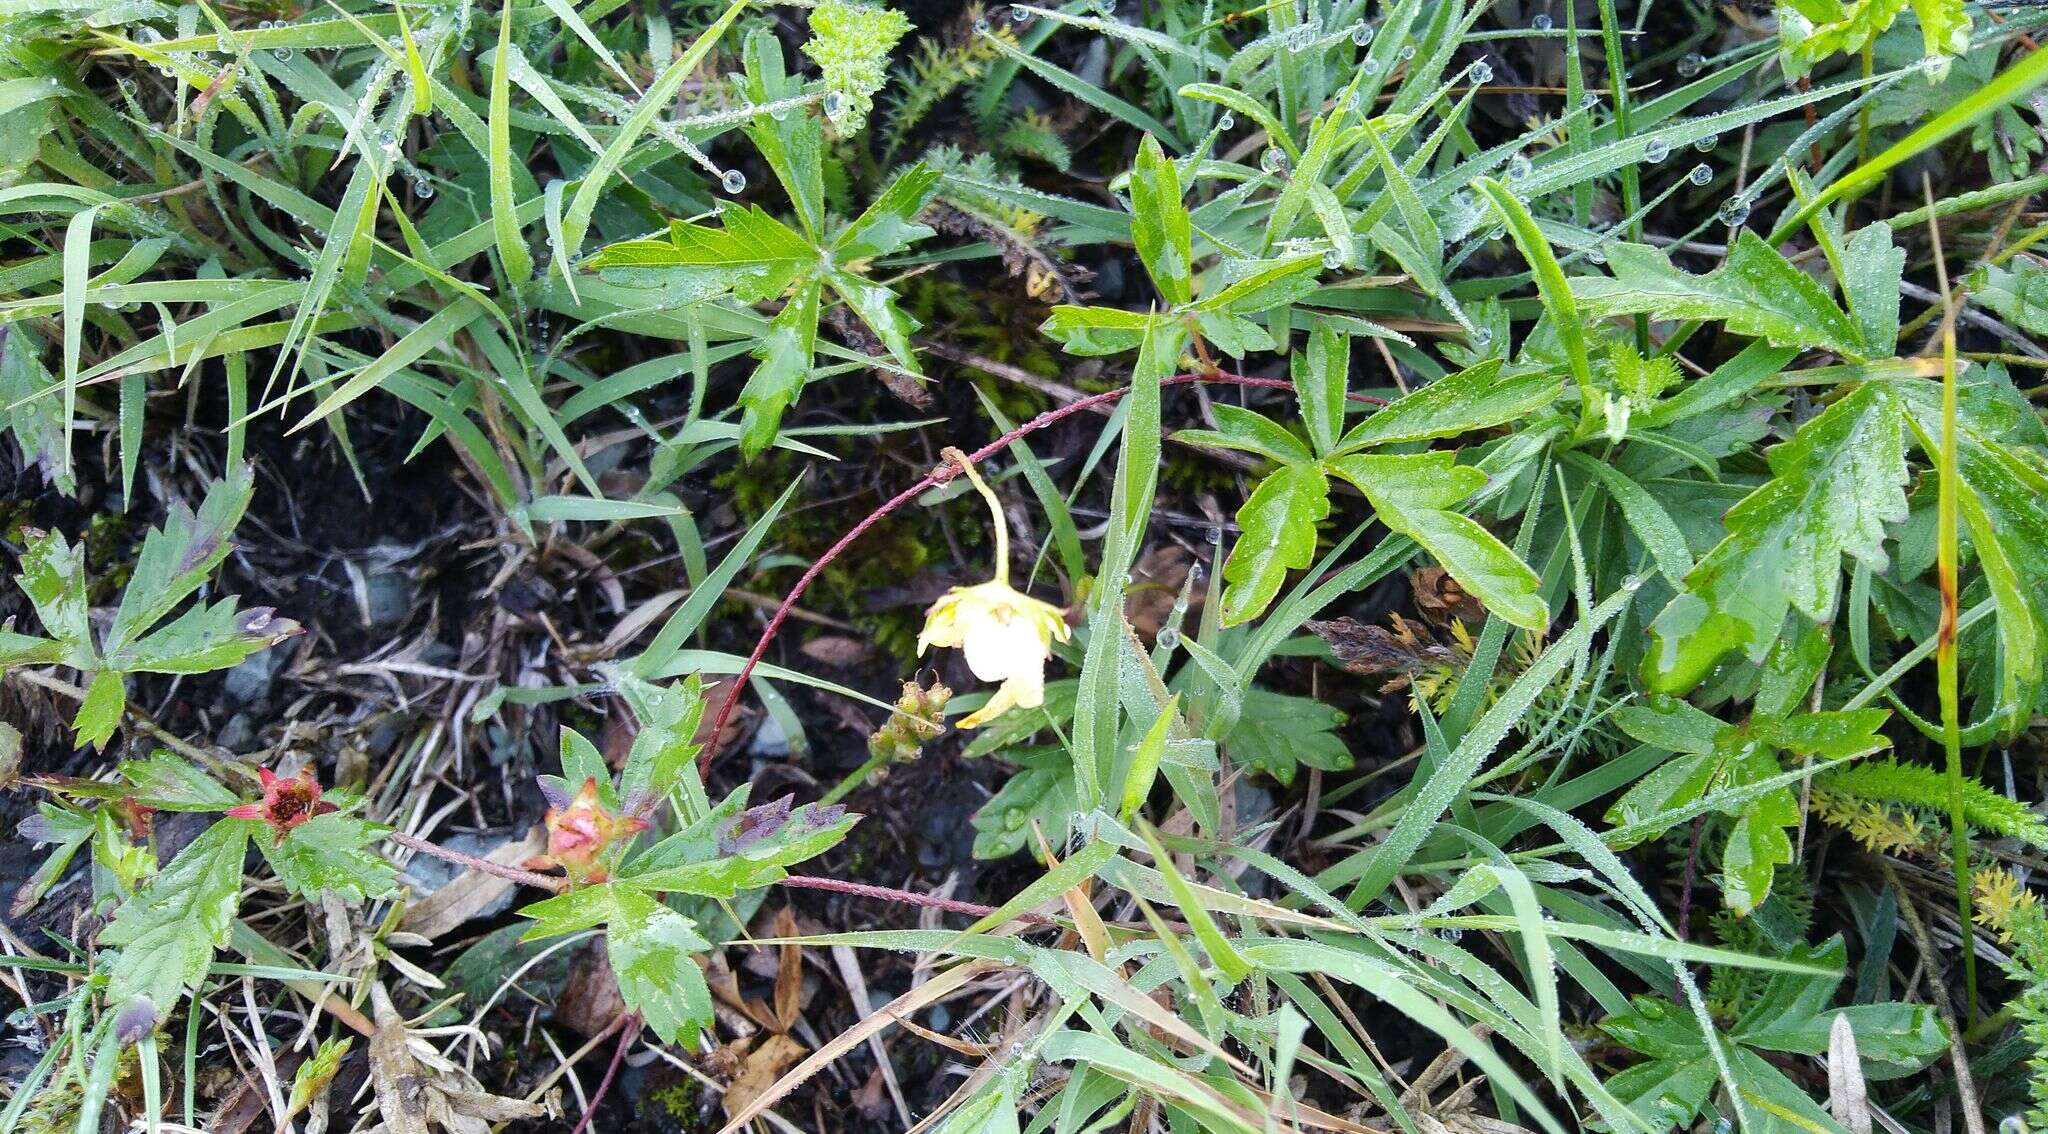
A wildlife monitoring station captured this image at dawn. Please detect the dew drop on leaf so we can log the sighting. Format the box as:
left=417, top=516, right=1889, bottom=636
left=1471, top=60, right=1492, bottom=83
left=1688, top=163, right=1713, bottom=186
left=1644, top=139, right=1669, bottom=163
left=1679, top=52, right=1705, bottom=77
left=721, top=168, right=747, bottom=194
left=1531, top=12, right=1553, bottom=29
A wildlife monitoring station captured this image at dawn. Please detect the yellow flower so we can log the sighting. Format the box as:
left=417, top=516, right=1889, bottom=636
left=920, top=579, right=1071, bottom=727
left=917, top=448, right=1071, bottom=728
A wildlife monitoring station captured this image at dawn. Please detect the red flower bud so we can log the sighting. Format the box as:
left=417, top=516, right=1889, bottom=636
left=225, top=767, right=337, bottom=842
left=534, top=778, right=646, bottom=883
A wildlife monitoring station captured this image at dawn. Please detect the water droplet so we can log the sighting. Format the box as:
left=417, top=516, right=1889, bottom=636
left=1473, top=327, right=1493, bottom=345
left=973, top=16, right=990, bottom=33
left=822, top=90, right=845, bottom=118
left=1323, top=248, right=1343, bottom=269
left=1156, top=626, right=1182, bottom=650
left=1717, top=198, right=1750, bottom=227
left=1351, top=21, right=1373, bottom=46
left=1286, top=24, right=1314, bottom=52
left=1361, top=57, right=1382, bottom=74
left=1586, top=244, right=1606, bottom=264
left=1712, top=1119, right=1733, bottom=1134
left=1693, top=133, right=1718, bottom=152
left=1203, top=525, right=1224, bottom=544
left=1644, top=138, right=1669, bottom=163
left=1471, top=60, right=1493, bottom=83
left=768, top=102, right=788, bottom=121
left=1531, top=12, right=1553, bottom=29
left=1580, top=91, right=1599, bottom=108
left=1217, top=112, right=1234, bottom=131
left=1486, top=225, right=1506, bottom=241
left=1010, top=5, right=1033, bottom=23
left=721, top=168, right=746, bottom=194
left=257, top=19, right=273, bottom=29
left=1688, top=162, right=1712, bottom=186
left=1260, top=147, right=1290, bottom=175
left=273, top=46, right=293, bottom=60
left=413, top=178, right=434, bottom=199
left=215, top=33, right=232, bottom=51
left=1998, top=1116, right=2028, bottom=1134
left=136, top=24, right=159, bottom=41
left=1508, top=153, right=1532, bottom=180
left=1397, top=44, right=1416, bottom=60
left=1679, top=52, right=1704, bottom=77
left=377, top=129, right=396, bottom=148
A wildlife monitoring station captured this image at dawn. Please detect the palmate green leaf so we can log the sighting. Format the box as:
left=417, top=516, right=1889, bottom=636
left=1608, top=708, right=1888, bottom=911
left=101, top=818, right=252, bottom=1020
left=1646, top=384, right=1908, bottom=692
left=625, top=788, right=857, bottom=890
left=1335, top=359, right=1562, bottom=450
left=261, top=812, right=399, bottom=903
left=1972, top=259, right=2048, bottom=337
left=1325, top=452, right=1547, bottom=631
left=1128, top=134, right=1192, bottom=305
left=611, top=672, right=705, bottom=812
left=1220, top=462, right=1328, bottom=626
left=1224, top=688, right=1352, bottom=786
left=969, top=747, right=1076, bottom=860
left=519, top=882, right=713, bottom=1044
left=1572, top=234, right=1872, bottom=360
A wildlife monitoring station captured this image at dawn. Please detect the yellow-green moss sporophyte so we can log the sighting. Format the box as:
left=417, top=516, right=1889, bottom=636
left=917, top=447, right=1071, bottom=728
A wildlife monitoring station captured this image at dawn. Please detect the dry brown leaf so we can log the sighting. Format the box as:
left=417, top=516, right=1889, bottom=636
left=1411, top=566, right=1485, bottom=625
left=400, top=827, right=548, bottom=939
left=554, top=941, right=628, bottom=1040
left=367, top=983, right=543, bottom=1134
left=799, top=635, right=873, bottom=667
left=721, top=1033, right=808, bottom=1120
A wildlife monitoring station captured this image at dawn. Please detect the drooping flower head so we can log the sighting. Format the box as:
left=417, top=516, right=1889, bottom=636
left=225, top=767, right=337, bottom=842
left=918, top=449, right=1071, bottom=728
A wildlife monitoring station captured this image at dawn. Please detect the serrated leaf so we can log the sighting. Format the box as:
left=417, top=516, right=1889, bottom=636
left=1335, top=359, right=1560, bottom=450
left=74, top=668, right=127, bottom=749
left=520, top=883, right=712, bottom=1044
left=1573, top=234, right=1869, bottom=359
left=105, top=470, right=255, bottom=657
left=16, top=527, right=89, bottom=659
left=0, top=325, right=73, bottom=496
left=1646, top=384, right=1907, bottom=691
left=738, top=278, right=822, bottom=459
left=110, top=599, right=301, bottom=674
left=1326, top=452, right=1547, bottom=631
left=119, top=751, right=238, bottom=811
left=834, top=162, right=940, bottom=262
left=101, top=818, right=252, bottom=1016
left=969, top=747, right=1075, bottom=860
left=1224, top=688, right=1352, bottom=786
left=1175, top=404, right=1313, bottom=464
left=613, top=672, right=706, bottom=812
left=1128, top=134, right=1192, bottom=305
left=1197, top=253, right=1323, bottom=315
left=590, top=206, right=814, bottom=303
left=1292, top=322, right=1347, bottom=455
left=1220, top=463, right=1328, bottom=626
left=263, top=812, right=398, bottom=902
left=1038, top=304, right=1157, bottom=356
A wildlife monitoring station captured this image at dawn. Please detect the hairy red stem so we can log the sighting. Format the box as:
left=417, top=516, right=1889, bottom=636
left=385, top=829, right=568, bottom=892
left=569, top=1010, right=640, bottom=1134
left=701, top=371, right=1385, bottom=773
